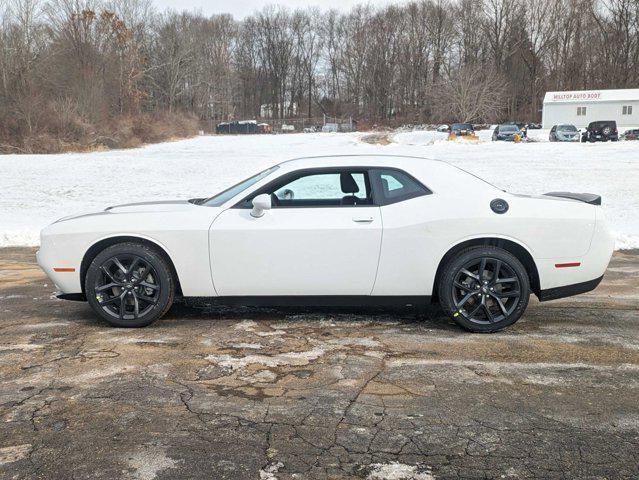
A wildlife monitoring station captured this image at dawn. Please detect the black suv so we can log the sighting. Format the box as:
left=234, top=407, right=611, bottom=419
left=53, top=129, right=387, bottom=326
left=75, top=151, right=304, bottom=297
left=581, top=121, right=618, bottom=142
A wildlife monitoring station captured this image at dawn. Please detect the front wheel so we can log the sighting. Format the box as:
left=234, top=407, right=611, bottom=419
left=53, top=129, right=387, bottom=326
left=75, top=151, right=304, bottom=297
left=438, top=246, right=530, bottom=333
left=85, top=242, right=175, bottom=327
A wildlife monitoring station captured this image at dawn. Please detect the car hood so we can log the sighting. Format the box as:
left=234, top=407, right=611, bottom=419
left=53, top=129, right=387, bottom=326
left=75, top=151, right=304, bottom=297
left=105, top=199, right=196, bottom=214
left=54, top=200, right=199, bottom=224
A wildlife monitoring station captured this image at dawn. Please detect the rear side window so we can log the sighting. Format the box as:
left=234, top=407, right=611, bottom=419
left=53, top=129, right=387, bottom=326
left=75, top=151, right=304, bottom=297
left=370, top=169, right=431, bottom=205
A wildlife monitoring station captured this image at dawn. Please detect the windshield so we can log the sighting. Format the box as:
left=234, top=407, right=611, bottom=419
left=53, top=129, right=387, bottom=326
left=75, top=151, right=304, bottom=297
left=557, top=125, right=577, bottom=132
left=451, top=123, right=473, bottom=130
left=201, top=166, right=279, bottom=206
left=500, top=125, right=519, bottom=132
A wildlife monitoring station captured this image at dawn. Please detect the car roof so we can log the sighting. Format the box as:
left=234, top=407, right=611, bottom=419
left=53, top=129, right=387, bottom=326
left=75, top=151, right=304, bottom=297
left=271, top=155, right=502, bottom=196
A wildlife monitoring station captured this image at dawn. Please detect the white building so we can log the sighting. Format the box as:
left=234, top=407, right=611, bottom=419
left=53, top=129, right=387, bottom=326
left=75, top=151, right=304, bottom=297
left=542, top=88, right=639, bottom=128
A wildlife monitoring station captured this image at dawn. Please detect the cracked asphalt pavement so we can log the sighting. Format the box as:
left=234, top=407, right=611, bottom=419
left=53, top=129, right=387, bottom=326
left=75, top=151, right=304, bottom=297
left=1, top=247, right=638, bottom=480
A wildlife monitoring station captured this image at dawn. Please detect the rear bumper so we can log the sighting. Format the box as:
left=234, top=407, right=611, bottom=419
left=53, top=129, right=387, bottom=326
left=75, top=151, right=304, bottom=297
left=535, top=206, right=614, bottom=295
left=538, top=275, right=603, bottom=302
left=56, top=293, right=87, bottom=301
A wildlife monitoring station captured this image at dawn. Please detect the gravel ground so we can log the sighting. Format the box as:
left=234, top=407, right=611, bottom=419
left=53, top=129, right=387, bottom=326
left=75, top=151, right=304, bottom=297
left=1, top=248, right=638, bottom=480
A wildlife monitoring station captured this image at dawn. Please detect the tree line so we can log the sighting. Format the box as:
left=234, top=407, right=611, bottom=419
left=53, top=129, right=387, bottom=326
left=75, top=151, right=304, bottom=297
left=1, top=0, right=638, bottom=152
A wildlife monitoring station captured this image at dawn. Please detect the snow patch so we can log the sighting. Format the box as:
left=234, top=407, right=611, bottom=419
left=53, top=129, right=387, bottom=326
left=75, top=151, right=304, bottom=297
left=231, top=343, right=263, bottom=350
left=18, top=321, right=69, bottom=330
left=234, top=320, right=258, bottom=331
left=72, top=365, right=137, bottom=383
left=206, top=347, right=334, bottom=370
left=127, top=446, right=179, bottom=480
left=256, top=330, right=286, bottom=337
left=391, top=130, right=448, bottom=146
left=260, top=461, right=284, bottom=479
left=240, top=370, right=277, bottom=383
left=367, top=462, right=434, bottom=480
left=0, top=343, right=43, bottom=351
left=0, top=444, right=31, bottom=466
left=329, top=337, right=382, bottom=348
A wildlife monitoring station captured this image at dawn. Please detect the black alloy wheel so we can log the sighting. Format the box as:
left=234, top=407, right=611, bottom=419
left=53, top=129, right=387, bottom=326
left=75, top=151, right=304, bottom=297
left=439, top=246, right=530, bottom=333
left=85, top=242, right=174, bottom=327
left=452, top=257, right=520, bottom=324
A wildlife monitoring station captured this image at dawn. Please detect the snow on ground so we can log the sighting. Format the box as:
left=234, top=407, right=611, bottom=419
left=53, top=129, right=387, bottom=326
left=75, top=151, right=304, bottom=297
left=0, top=131, right=637, bottom=249
left=366, top=462, right=435, bottom=480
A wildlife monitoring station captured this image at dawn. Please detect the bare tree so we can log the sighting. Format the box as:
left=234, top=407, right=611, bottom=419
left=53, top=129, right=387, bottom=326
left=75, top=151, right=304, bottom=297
left=433, top=64, right=508, bottom=122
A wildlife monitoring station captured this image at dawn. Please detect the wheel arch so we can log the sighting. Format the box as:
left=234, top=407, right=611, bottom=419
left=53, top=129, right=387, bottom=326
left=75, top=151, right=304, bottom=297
left=80, top=235, right=183, bottom=297
left=431, top=237, right=540, bottom=302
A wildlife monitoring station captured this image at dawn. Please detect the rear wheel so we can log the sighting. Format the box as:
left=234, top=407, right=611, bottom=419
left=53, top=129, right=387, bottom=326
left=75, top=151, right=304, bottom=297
left=438, top=247, right=530, bottom=333
left=85, top=242, right=175, bottom=327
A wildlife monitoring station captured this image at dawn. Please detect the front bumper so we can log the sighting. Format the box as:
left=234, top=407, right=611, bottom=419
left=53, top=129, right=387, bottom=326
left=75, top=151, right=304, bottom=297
left=556, top=135, right=579, bottom=142
left=36, top=238, right=83, bottom=295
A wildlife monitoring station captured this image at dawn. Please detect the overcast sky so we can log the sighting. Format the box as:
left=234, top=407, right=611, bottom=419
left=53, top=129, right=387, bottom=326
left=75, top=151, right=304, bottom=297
left=152, top=0, right=410, bottom=18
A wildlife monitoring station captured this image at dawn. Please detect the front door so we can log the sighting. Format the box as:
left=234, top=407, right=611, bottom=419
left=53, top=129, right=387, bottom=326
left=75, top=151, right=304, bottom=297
left=209, top=169, right=382, bottom=296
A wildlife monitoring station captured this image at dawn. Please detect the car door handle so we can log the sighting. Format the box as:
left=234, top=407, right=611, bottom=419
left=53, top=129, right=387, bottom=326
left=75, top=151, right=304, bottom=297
left=352, top=217, right=374, bottom=223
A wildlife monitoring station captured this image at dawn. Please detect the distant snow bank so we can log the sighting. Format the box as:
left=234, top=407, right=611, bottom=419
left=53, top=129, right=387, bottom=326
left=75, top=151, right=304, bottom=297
left=0, top=132, right=637, bottom=250
left=391, top=130, right=448, bottom=145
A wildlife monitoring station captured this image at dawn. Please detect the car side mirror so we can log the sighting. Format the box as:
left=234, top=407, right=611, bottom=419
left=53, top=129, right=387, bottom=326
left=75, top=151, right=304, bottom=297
left=250, top=194, right=271, bottom=218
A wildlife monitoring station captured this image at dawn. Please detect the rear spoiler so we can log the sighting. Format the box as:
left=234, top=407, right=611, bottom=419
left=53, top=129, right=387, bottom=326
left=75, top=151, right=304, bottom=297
left=544, top=192, right=601, bottom=205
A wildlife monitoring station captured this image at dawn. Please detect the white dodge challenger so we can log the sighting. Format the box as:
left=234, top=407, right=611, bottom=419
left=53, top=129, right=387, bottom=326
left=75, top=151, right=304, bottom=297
left=37, top=155, right=614, bottom=332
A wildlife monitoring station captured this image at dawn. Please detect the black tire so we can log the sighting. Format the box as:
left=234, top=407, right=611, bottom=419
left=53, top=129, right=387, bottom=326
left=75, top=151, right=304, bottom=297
left=85, top=242, right=175, bottom=327
left=438, top=246, right=530, bottom=333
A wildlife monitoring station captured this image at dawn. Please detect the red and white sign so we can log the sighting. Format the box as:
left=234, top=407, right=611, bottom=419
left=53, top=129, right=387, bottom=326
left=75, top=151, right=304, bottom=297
left=551, top=92, right=602, bottom=102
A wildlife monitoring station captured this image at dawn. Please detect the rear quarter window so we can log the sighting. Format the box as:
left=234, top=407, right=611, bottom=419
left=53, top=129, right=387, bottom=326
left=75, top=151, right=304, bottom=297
left=371, top=169, right=431, bottom=205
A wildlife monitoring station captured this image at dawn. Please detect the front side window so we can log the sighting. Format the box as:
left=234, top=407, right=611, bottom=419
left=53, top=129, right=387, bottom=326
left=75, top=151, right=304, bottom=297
left=370, top=169, right=431, bottom=205
left=247, top=169, right=373, bottom=207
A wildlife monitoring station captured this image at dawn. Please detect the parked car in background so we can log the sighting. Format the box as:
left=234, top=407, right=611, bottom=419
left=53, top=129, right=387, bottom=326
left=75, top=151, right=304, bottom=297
left=581, top=121, right=618, bottom=142
left=258, top=123, right=272, bottom=134
left=216, top=120, right=259, bottom=135
left=448, top=123, right=479, bottom=141
left=506, top=122, right=527, bottom=138
left=492, top=124, right=523, bottom=142
left=527, top=123, right=542, bottom=130
left=550, top=124, right=580, bottom=142
left=621, top=129, right=639, bottom=140
left=437, top=124, right=449, bottom=132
